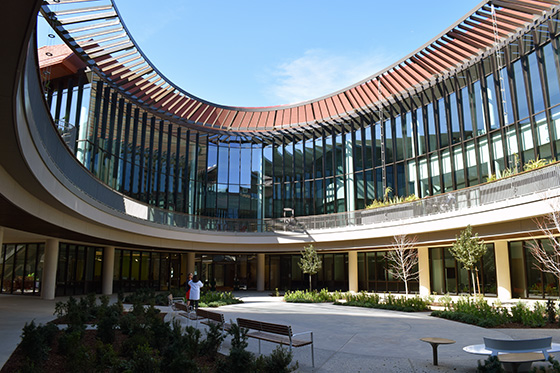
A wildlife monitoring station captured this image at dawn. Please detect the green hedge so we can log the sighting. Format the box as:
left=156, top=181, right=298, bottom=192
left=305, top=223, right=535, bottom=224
left=284, top=289, right=430, bottom=312
left=431, top=297, right=553, bottom=328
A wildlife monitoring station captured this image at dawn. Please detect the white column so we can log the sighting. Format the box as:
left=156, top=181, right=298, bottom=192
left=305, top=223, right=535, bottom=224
left=418, top=246, right=431, bottom=296
left=348, top=251, right=358, bottom=292
left=102, top=246, right=115, bottom=295
left=257, top=253, right=265, bottom=292
left=41, top=239, right=59, bottom=300
left=494, top=240, right=512, bottom=301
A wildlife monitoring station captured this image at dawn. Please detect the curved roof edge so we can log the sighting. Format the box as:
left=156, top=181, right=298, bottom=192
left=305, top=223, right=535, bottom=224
left=41, top=0, right=560, bottom=133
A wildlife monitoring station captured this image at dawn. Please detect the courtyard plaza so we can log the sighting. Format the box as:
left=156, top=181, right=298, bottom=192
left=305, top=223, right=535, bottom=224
left=2, top=292, right=560, bottom=372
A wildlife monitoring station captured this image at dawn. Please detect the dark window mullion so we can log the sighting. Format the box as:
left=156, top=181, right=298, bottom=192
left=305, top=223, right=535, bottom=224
left=54, top=79, right=64, bottom=123
left=519, top=40, right=540, bottom=161
left=73, top=72, right=86, bottom=154
left=129, top=108, right=139, bottom=198
left=113, top=98, right=125, bottom=190
left=145, top=116, right=156, bottom=204
left=173, top=126, right=181, bottom=211
left=89, top=80, right=104, bottom=171
left=466, top=68, right=483, bottom=185
left=63, top=76, right=74, bottom=131
left=535, top=40, right=557, bottom=158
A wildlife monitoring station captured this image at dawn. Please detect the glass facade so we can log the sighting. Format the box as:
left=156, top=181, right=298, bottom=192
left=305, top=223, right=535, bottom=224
left=358, top=251, right=420, bottom=293
left=265, top=253, right=348, bottom=292
left=509, top=239, right=560, bottom=299
left=55, top=14, right=560, bottom=224
left=0, top=243, right=44, bottom=295
left=112, top=249, right=182, bottom=293
left=56, top=243, right=103, bottom=296
left=429, top=245, right=496, bottom=296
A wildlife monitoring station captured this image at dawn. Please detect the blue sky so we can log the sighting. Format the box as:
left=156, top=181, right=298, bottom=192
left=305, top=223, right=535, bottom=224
left=39, top=0, right=482, bottom=107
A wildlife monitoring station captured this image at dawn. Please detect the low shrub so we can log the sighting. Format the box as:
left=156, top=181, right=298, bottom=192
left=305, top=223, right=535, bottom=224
left=20, top=321, right=58, bottom=363
left=284, top=288, right=340, bottom=303
left=432, top=298, right=551, bottom=328
left=255, top=346, right=299, bottom=373
left=284, top=289, right=430, bottom=312
left=200, top=291, right=243, bottom=307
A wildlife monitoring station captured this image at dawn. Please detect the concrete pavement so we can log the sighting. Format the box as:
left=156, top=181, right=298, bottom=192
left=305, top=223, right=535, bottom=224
left=2, top=292, right=560, bottom=372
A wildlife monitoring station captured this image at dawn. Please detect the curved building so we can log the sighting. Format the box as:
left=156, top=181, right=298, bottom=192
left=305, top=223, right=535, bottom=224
left=2, top=0, right=560, bottom=300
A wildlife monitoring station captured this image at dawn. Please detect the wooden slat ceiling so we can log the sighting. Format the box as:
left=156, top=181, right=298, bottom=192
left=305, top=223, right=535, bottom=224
left=41, top=0, right=560, bottom=133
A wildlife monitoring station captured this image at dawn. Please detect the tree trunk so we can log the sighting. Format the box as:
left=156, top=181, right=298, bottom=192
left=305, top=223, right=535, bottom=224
left=471, top=270, right=477, bottom=296
left=404, top=280, right=409, bottom=295
left=475, top=268, right=481, bottom=296
left=309, top=274, right=312, bottom=292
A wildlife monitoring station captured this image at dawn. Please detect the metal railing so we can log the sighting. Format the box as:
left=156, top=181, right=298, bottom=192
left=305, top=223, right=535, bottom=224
left=133, top=163, right=560, bottom=233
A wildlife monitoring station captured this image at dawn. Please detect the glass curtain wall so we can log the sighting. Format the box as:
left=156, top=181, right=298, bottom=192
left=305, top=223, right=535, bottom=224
left=112, top=249, right=182, bottom=293
left=0, top=243, right=44, bottom=295
left=56, top=243, right=103, bottom=296
left=65, top=13, right=560, bottom=223
left=509, top=239, right=560, bottom=299
left=264, top=253, right=348, bottom=291
left=429, top=245, right=496, bottom=296
left=357, top=251, right=420, bottom=293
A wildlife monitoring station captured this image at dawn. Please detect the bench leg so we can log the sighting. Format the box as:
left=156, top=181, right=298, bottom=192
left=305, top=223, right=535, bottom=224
left=429, top=343, right=440, bottom=366
left=311, top=332, right=314, bottom=368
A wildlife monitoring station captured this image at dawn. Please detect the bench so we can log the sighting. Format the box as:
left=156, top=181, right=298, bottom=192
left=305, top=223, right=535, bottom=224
left=484, top=337, right=552, bottom=372
left=197, top=308, right=232, bottom=334
left=237, top=318, right=314, bottom=367
left=171, top=301, right=201, bottom=323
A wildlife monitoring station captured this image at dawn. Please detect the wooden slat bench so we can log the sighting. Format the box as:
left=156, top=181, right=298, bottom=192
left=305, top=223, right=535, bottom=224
left=237, top=318, right=314, bottom=367
left=197, top=308, right=231, bottom=334
left=172, top=302, right=202, bottom=324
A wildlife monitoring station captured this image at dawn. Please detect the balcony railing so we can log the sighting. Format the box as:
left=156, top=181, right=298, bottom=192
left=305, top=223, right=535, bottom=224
left=140, top=163, right=560, bottom=233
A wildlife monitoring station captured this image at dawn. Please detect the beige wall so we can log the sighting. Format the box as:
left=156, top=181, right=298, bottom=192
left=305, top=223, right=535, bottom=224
left=418, top=246, right=431, bottom=296
left=494, top=240, right=512, bottom=301
left=348, top=251, right=358, bottom=292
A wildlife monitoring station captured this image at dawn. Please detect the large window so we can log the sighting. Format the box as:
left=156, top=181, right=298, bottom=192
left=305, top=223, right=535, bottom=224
left=357, top=251, right=419, bottom=293
left=429, top=245, right=496, bottom=296
left=0, top=243, right=44, bottom=296
left=509, top=239, right=560, bottom=299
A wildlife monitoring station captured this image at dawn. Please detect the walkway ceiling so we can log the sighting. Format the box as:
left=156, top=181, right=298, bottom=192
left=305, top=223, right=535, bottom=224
left=41, top=0, right=560, bottom=139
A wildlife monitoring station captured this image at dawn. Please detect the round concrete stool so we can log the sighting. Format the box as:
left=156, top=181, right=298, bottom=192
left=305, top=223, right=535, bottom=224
left=420, top=337, right=456, bottom=366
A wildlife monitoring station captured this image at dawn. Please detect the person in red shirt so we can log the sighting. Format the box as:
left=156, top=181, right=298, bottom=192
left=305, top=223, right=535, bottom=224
left=185, top=272, right=193, bottom=308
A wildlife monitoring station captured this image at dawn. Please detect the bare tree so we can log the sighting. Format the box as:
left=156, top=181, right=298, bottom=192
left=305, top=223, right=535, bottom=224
left=528, top=199, right=560, bottom=281
left=386, top=234, right=419, bottom=295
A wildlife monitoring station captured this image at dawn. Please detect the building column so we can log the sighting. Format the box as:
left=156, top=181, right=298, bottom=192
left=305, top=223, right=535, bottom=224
left=180, top=253, right=188, bottom=285
left=41, top=239, right=59, bottom=300
left=187, top=252, right=196, bottom=276
left=494, top=240, right=512, bottom=301
left=102, top=246, right=115, bottom=295
left=257, top=253, right=265, bottom=292
left=348, top=251, right=358, bottom=292
left=418, top=246, right=431, bottom=296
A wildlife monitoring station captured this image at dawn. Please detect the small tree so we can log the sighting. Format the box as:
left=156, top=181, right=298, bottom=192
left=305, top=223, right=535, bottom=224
left=386, top=234, right=419, bottom=295
left=299, top=244, right=322, bottom=292
left=528, top=199, right=560, bottom=284
left=449, top=225, right=487, bottom=296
